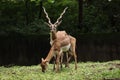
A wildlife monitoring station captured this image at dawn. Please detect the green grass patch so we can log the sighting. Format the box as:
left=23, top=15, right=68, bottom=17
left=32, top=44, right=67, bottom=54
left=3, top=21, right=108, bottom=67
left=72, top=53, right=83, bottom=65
left=0, top=60, right=120, bottom=80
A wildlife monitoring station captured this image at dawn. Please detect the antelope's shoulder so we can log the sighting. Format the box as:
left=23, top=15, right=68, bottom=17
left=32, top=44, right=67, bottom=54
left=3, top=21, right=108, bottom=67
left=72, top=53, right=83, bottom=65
left=57, top=31, right=66, bottom=34
left=56, top=31, right=68, bottom=39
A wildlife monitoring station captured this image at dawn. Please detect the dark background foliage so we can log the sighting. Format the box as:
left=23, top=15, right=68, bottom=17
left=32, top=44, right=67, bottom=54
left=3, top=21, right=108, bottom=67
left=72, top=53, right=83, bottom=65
left=0, top=0, right=120, bottom=35
left=0, top=0, right=120, bottom=65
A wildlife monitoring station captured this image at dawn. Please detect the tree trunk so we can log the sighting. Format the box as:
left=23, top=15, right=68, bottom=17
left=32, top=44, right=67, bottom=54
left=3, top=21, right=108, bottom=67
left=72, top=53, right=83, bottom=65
left=25, top=0, right=30, bottom=25
left=78, top=0, right=83, bottom=29
left=38, top=1, right=43, bottom=19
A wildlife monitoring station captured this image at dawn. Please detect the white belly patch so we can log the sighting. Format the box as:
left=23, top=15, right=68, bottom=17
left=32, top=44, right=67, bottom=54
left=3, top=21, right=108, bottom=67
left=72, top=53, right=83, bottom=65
left=61, top=44, right=71, bottom=52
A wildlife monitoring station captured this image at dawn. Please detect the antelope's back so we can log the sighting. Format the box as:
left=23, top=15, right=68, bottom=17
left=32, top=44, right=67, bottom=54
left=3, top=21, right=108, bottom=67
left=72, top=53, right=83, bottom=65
left=56, top=31, right=70, bottom=46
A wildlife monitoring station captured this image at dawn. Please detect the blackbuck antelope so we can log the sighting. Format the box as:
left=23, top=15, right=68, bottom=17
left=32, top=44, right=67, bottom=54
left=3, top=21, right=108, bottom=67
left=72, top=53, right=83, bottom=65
left=40, top=7, right=77, bottom=72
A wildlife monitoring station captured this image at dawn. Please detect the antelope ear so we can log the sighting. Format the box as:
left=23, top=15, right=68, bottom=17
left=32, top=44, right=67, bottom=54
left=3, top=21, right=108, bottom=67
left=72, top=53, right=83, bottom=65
left=55, top=20, right=62, bottom=27
left=41, top=58, right=44, bottom=61
left=57, top=20, right=62, bottom=26
left=44, top=22, right=51, bottom=27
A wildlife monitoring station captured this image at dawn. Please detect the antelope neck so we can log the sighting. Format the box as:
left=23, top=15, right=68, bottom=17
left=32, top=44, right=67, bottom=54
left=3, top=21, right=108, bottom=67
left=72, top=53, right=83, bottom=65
left=44, top=46, right=54, bottom=62
left=50, top=31, right=57, bottom=45
left=51, top=31, right=57, bottom=40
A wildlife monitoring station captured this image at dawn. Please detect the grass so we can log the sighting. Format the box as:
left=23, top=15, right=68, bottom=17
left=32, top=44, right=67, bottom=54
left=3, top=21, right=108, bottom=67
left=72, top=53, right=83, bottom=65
left=0, top=60, right=120, bottom=80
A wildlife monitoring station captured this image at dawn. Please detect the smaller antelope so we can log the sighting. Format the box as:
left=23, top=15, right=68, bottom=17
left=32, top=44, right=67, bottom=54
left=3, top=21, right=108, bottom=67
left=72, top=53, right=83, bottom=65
left=40, top=7, right=77, bottom=72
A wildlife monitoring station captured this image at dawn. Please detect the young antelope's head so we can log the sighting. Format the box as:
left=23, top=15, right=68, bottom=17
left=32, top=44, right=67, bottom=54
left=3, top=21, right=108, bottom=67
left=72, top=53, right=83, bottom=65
left=40, top=58, right=48, bottom=72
